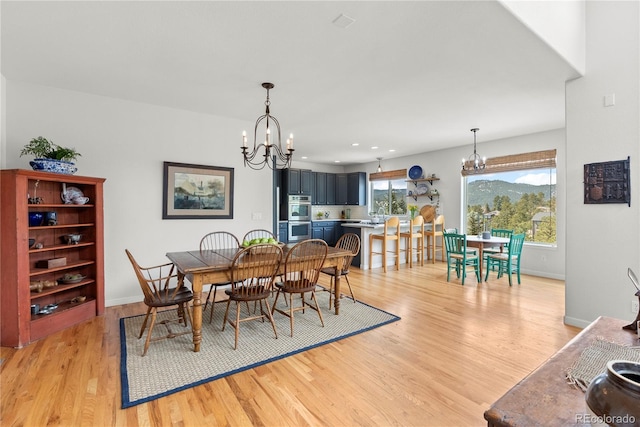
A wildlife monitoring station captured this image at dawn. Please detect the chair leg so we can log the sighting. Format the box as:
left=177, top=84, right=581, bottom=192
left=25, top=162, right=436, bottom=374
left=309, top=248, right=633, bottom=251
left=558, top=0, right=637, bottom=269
left=138, top=306, right=152, bottom=339
left=142, top=308, right=157, bottom=357
left=382, top=239, right=387, bottom=273
left=288, top=293, right=295, bottom=337
left=344, top=275, right=356, bottom=303
left=310, top=291, right=325, bottom=327
left=208, top=286, right=218, bottom=324
left=369, top=235, right=374, bottom=270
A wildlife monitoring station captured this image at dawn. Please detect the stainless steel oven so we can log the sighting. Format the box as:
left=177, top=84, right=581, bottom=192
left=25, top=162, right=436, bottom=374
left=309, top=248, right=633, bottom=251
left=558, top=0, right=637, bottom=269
left=288, top=220, right=311, bottom=242
left=287, top=195, right=312, bottom=221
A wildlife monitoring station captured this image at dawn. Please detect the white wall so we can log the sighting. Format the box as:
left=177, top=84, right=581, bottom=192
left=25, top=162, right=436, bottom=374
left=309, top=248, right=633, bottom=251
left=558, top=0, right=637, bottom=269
left=565, top=1, right=640, bottom=328
left=346, top=128, right=567, bottom=280
left=3, top=82, right=276, bottom=306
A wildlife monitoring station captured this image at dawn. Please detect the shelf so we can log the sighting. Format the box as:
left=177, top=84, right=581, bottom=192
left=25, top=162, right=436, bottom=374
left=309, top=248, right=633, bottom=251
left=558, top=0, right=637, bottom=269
left=31, top=297, right=95, bottom=321
left=29, top=241, right=95, bottom=254
left=407, top=193, right=439, bottom=201
left=406, top=177, right=440, bottom=185
left=29, top=223, right=95, bottom=230
left=29, top=259, right=95, bottom=277
left=30, top=279, right=95, bottom=299
left=29, top=203, right=95, bottom=208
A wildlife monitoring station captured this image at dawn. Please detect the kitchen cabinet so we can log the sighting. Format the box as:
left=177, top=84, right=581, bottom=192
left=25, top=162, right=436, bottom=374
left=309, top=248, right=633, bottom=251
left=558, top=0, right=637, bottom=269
left=312, top=221, right=339, bottom=246
left=326, top=173, right=336, bottom=205
left=278, top=222, right=288, bottom=243
left=0, top=169, right=105, bottom=347
left=313, top=172, right=327, bottom=205
left=282, top=168, right=312, bottom=195
left=347, top=172, right=367, bottom=205
left=336, top=174, right=348, bottom=204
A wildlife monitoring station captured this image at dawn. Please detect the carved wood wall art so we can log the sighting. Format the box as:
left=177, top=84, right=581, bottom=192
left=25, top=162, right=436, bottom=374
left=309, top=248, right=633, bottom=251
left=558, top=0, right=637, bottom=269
left=583, top=156, right=630, bottom=206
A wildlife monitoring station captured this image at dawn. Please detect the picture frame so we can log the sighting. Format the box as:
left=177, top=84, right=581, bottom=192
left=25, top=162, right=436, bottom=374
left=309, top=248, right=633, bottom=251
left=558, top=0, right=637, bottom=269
left=583, top=156, right=630, bottom=206
left=163, top=161, right=234, bottom=219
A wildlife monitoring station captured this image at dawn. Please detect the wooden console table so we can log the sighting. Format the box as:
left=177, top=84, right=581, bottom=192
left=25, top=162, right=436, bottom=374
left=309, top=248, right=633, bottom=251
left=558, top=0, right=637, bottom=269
left=484, top=316, right=639, bottom=426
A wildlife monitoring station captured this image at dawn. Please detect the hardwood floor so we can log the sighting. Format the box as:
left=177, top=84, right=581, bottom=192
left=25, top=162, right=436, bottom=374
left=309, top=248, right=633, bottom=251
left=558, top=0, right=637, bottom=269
left=1, top=262, right=579, bottom=427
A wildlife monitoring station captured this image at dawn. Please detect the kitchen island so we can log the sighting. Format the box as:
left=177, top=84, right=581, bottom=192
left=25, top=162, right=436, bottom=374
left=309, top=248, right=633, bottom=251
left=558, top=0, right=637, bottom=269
left=342, top=220, right=430, bottom=270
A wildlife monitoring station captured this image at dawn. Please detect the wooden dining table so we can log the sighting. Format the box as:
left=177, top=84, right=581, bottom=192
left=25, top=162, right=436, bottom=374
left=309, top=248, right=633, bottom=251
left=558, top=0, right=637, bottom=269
left=465, top=235, right=511, bottom=280
left=166, top=243, right=351, bottom=352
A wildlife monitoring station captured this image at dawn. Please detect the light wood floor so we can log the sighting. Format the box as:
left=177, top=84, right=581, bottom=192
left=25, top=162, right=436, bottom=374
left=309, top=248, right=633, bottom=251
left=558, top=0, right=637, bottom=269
left=1, top=261, right=580, bottom=427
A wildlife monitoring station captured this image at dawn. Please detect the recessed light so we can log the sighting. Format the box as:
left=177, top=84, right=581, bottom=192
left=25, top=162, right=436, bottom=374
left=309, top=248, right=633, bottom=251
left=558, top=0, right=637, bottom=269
left=371, top=146, right=379, bottom=150
left=301, top=156, right=308, bottom=160
left=388, top=149, right=396, bottom=152
left=351, top=143, right=359, bottom=147
left=334, top=160, right=341, bottom=163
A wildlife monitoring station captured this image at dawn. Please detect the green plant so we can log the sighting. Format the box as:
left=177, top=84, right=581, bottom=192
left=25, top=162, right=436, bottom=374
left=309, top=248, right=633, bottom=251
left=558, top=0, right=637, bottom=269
left=20, top=136, right=81, bottom=162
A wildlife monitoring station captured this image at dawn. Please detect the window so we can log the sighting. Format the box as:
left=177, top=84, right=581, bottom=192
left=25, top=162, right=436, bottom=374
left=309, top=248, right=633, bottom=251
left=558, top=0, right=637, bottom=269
left=463, top=150, right=556, bottom=244
left=369, top=169, right=407, bottom=215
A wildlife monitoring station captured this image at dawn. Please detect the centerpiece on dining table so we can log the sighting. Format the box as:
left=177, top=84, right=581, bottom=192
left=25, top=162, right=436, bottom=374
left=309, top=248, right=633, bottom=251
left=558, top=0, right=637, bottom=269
left=241, top=237, right=285, bottom=254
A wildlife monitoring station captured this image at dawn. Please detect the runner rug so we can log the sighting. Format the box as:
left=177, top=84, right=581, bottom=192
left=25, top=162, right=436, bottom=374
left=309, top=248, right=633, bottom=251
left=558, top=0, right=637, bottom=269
left=120, top=290, right=400, bottom=408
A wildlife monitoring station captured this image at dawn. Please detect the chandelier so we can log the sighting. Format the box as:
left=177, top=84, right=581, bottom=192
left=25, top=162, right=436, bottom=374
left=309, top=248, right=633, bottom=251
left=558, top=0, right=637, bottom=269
left=241, top=82, right=294, bottom=170
left=376, top=157, right=383, bottom=172
left=461, top=128, right=486, bottom=172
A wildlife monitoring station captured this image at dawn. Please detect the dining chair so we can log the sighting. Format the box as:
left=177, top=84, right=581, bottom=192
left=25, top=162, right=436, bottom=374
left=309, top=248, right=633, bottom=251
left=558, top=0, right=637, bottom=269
left=320, top=233, right=360, bottom=309
left=271, top=239, right=328, bottom=337
left=199, top=231, right=240, bottom=323
left=242, top=229, right=277, bottom=244
left=485, top=233, right=525, bottom=285
left=483, top=228, right=514, bottom=261
left=369, top=216, right=401, bottom=272
left=125, top=249, right=193, bottom=356
left=424, top=214, right=446, bottom=263
left=221, top=243, right=283, bottom=349
left=400, top=215, right=424, bottom=268
left=442, top=231, right=480, bottom=285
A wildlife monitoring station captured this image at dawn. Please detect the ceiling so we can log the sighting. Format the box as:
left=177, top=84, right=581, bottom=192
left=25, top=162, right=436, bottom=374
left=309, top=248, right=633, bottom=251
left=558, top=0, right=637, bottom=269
left=1, top=1, right=580, bottom=166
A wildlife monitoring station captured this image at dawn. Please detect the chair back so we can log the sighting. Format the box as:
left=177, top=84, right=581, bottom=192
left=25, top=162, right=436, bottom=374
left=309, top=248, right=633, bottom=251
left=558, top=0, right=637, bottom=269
left=491, top=228, right=513, bottom=238
left=282, top=239, right=328, bottom=292
left=335, top=233, right=361, bottom=273
left=433, top=215, right=445, bottom=231
left=200, top=231, right=240, bottom=254
left=507, top=233, right=526, bottom=257
left=442, top=232, right=467, bottom=257
left=125, top=249, right=183, bottom=305
left=229, top=244, right=283, bottom=298
left=383, top=216, right=401, bottom=238
left=409, top=215, right=425, bottom=235
left=242, top=229, right=276, bottom=244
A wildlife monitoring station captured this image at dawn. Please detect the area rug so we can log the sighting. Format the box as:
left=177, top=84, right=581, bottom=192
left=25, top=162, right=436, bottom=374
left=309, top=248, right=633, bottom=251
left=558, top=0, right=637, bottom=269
left=120, top=290, right=400, bottom=408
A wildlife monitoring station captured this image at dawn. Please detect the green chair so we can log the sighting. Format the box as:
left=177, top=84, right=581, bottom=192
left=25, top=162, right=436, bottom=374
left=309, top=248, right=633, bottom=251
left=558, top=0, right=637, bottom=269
left=484, top=233, right=525, bottom=285
left=483, top=228, right=513, bottom=269
left=443, top=231, right=480, bottom=285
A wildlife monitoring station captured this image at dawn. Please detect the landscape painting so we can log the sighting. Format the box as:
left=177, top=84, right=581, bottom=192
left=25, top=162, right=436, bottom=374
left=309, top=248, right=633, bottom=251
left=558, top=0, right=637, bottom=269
left=163, top=162, right=234, bottom=219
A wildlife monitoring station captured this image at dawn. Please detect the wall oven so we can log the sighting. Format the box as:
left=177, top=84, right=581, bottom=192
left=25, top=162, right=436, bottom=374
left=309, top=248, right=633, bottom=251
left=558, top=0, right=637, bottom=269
left=287, top=195, right=312, bottom=241
left=288, top=220, right=311, bottom=242
left=287, top=195, right=312, bottom=221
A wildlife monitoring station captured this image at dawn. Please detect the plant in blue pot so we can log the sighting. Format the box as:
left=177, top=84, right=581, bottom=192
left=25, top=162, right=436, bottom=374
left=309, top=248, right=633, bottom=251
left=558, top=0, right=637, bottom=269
left=20, top=136, right=81, bottom=175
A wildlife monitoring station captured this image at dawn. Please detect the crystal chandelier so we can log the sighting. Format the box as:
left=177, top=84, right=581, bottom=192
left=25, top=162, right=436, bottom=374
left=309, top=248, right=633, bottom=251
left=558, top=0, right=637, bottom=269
left=461, top=128, right=486, bottom=172
left=241, top=82, right=294, bottom=170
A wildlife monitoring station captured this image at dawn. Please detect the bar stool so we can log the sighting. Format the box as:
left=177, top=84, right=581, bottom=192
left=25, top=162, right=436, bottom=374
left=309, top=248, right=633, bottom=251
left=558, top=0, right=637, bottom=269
left=369, top=216, right=400, bottom=273
left=400, top=215, right=424, bottom=268
left=424, top=214, right=446, bottom=263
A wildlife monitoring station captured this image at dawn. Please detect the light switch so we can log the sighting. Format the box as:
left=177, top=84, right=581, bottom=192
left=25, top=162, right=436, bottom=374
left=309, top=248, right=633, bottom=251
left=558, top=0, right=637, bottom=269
left=604, top=93, right=616, bottom=107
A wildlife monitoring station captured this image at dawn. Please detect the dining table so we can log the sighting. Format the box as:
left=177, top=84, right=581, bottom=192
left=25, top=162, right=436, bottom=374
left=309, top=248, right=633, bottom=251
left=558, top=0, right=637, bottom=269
left=465, top=235, right=511, bottom=281
left=166, top=243, right=352, bottom=352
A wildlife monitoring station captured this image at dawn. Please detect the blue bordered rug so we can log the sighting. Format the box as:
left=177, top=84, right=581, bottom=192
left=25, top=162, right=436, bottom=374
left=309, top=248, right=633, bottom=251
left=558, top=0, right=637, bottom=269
left=120, top=289, right=400, bottom=408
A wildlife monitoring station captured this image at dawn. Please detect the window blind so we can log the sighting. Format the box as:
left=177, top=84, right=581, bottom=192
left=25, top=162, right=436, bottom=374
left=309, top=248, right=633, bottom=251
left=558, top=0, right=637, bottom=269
left=369, top=169, right=407, bottom=181
left=461, top=149, right=556, bottom=177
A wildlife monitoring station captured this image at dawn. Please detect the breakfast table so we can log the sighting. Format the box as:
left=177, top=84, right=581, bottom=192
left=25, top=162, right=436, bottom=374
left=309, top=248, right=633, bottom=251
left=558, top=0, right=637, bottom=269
left=166, top=244, right=351, bottom=352
left=465, top=235, right=510, bottom=280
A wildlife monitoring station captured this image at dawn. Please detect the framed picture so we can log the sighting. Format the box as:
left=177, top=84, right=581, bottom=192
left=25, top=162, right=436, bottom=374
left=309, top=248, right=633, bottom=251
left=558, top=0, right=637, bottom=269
left=163, top=161, right=234, bottom=219
left=583, top=156, right=630, bottom=206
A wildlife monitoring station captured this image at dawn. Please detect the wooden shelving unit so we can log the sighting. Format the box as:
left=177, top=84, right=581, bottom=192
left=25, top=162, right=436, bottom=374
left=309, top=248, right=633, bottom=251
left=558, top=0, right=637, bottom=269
left=0, top=169, right=105, bottom=347
left=406, top=177, right=440, bottom=201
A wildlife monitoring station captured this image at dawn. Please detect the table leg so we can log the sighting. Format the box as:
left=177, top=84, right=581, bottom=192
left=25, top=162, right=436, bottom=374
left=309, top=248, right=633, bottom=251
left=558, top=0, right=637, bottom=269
left=333, top=267, right=341, bottom=315
left=190, top=275, right=203, bottom=352
left=477, top=245, right=484, bottom=281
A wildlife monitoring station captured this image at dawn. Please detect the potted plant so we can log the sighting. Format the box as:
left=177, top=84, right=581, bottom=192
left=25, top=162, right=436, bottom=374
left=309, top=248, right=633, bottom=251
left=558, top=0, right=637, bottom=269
left=20, top=136, right=81, bottom=175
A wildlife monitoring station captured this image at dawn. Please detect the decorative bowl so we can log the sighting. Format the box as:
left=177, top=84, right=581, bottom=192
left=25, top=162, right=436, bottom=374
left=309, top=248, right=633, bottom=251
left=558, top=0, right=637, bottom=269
left=408, top=165, right=423, bottom=180
left=29, top=238, right=36, bottom=248
left=28, top=212, right=44, bottom=227
left=62, top=233, right=83, bottom=245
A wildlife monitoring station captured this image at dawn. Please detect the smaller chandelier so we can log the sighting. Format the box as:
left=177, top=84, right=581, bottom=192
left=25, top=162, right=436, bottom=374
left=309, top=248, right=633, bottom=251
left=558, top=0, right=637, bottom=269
left=461, top=128, right=486, bottom=172
left=376, top=157, right=383, bottom=172
left=241, top=82, right=294, bottom=170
